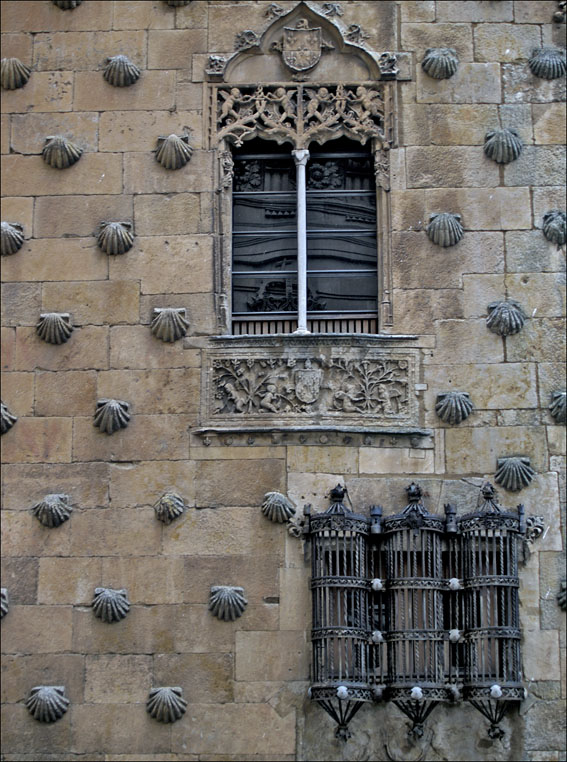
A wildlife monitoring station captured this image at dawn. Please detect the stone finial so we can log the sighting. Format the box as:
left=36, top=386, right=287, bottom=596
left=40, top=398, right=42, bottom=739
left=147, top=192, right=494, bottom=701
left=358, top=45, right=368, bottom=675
left=435, top=391, right=474, bottom=425
left=209, top=586, right=248, bottom=621
left=155, top=134, right=192, bottom=170
left=146, top=687, right=187, bottom=723
left=261, top=491, right=296, bottom=523
left=150, top=308, right=189, bottom=342
left=1, top=401, right=17, bottom=435
left=495, top=456, right=535, bottom=492
left=549, top=391, right=566, bottom=424
left=426, top=212, right=464, bottom=247
left=1, top=588, right=8, bottom=618
left=92, top=587, right=130, bottom=623
left=1, top=221, right=25, bottom=256
left=558, top=578, right=566, bottom=610
left=528, top=47, right=566, bottom=79
left=486, top=300, right=526, bottom=336
left=93, top=399, right=130, bottom=435
left=1, top=57, right=31, bottom=90
left=36, top=313, right=73, bottom=345
left=32, top=494, right=72, bottom=528
left=42, top=135, right=82, bottom=169
left=421, top=47, right=459, bottom=79
left=25, top=686, right=69, bottom=722
left=154, top=493, right=185, bottom=525
left=97, top=221, right=134, bottom=255
left=103, top=55, right=141, bottom=88
left=542, top=210, right=566, bottom=246
left=483, top=128, right=523, bottom=164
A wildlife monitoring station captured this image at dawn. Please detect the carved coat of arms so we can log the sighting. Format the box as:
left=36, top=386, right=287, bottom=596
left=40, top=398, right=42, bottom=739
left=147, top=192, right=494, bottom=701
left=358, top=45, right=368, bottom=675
left=294, top=364, right=322, bottom=403
left=273, top=19, right=333, bottom=75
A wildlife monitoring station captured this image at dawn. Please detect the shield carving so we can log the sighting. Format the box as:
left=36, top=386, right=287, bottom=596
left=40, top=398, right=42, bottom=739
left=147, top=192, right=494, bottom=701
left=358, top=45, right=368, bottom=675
left=283, top=24, right=322, bottom=73
left=295, top=368, right=322, bottom=404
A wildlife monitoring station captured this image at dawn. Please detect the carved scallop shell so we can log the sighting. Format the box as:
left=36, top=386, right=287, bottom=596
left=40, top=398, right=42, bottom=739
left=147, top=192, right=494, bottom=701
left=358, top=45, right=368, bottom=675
left=42, top=135, right=83, bottom=169
left=542, top=210, right=566, bottom=246
left=421, top=47, right=459, bottom=79
left=486, top=299, right=526, bottom=336
left=92, top=587, right=130, bottom=623
left=435, top=391, right=474, bottom=425
left=26, top=686, right=69, bottom=723
left=150, top=308, right=189, bottom=342
left=32, top=494, right=72, bottom=528
left=558, top=578, right=566, bottom=611
left=53, top=0, right=82, bottom=7
left=103, top=55, right=141, bottom=88
left=1, top=588, right=8, bottom=619
left=1, top=221, right=25, bottom=256
left=93, top=399, right=130, bottom=435
left=36, top=313, right=73, bottom=345
left=155, top=134, right=193, bottom=170
left=1, top=401, right=17, bottom=435
left=154, top=493, right=185, bottom=525
left=146, top=687, right=187, bottom=723
left=529, top=47, right=566, bottom=80
left=97, top=221, right=134, bottom=255
left=261, top=491, right=296, bottom=523
left=495, top=456, right=535, bottom=492
left=1, top=57, right=31, bottom=90
left=426, top=212, right=464, bottom=247
left=483, top=128, right=523, bottom=164
left=209, top=585, right=248, bottom=621
left=165, top=0, right=191, bottom=5
left=549, top=391, right=566, bottom=424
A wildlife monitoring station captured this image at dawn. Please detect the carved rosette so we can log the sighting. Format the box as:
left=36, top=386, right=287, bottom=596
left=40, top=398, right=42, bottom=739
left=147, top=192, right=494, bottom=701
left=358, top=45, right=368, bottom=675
left=435, top=391, right=474, bottom=425
left=150, top=308, right=189, bottom=342
left=542, top=210, right=566, bottom=246
left=529, top=47, right=566, bottom=79
left=261, top=491, right=296, bottom=523
left=93, top=399, right=130, bottom=435
left=92, top=587, right=130, bottom=623
left=549, top=391, right=566, bottom=424
left=495, top=457, right=535, bottom=492
left=426, top=213, right=464, bottom=247
left=1, top=401, right=17, bottom=435
left=154, top=493, right=186, bottom=525
left=486, top=300, right=526, bottom=337
left=421, top=47, right=459, bottom=79
left=1, top=588, right=8, bottom=619
left=36, top=313, right=73, bottom=345
left=42, top=135, right=83, bottom=169
left=32, top=494, right=72, bottom=528
left=26, top=686, right=69, bottom=723
left=103, top=55, right=141, bottom=88
left=1, top=221, right=25, bottom=256
left=1, top=57, right=31, bottom=90
left=483, top=128, right=523, bottom=164
left=209, top=586, right=248, bottom=621
left=147, top=687, right=187, bottom=723
left=155, top=134, right=192, bottom=170
left=97, top=221, right=134, bottom=255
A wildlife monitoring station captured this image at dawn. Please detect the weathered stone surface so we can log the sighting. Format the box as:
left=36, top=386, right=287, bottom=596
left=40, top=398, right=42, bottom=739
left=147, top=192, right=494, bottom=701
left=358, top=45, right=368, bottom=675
left=1, top=606, right=72, bottom=653
left=0, top=371, right=34, bottom=416
left=124, top=150, right=212, bottom=194
left=406, top=146, right=499, bottom=188
left=84, top=655, right=151, bottom=703
left=474, top=23, right=541, bottom=62
left=97, top=368, right=199, bottom=415
left=1, top=417, right=72, bottom=463
left=503, top=63, right=567, bottom=103
left=109, top=460, right=195, bottom=508
left=110, top=326, right=200, bottom=369
left=195, top=460, right=285, bottom=508
left=401, top=22, right=473, bottom=60
left=2, top=238, right=107, bottom=283
left=183, top=556, right=279, bottom=605
left=506, top=231, right=567, bottom=273
left=1, top=283, right=41, bottom=326
left=34, top=195, right=133, bottom=238
left=153, top=653, right=234, bottom=703
left=533, top=186, right=567, bottom=227
left=1, top=511, right=71, bottom=558
left=359, top=447, right=435, bottom=474
left=445, top=424, right=547, bottom=473
left=69, top=508, right=161, bottom=557
left=37, top=557, right=101, bottom=605
left=1, top=704, right=71, bottom=755
left=402, top=104, right=499, bottom=146
left=286, top=446, right=357, bottom=475
left=524, top=699, right=567, bottom=751
left=462, top=274, right=506, bottom=318
left=505, top=319, right=566, bottom=363
left=416, top=63, right=502, bottom=103
left=504, top=146, right=567, bottom=187
left=1, top=154, right=122, bottom=196
left=400, top=0, right=435, bottom=22
left=72, top=704, right=171, bottom=754
left=393, top=288, right=464, bottom=332
left=0, top=557, right=38, bottom=604
left=1, top=0, right=113, bottom=31
left=0, top=71, right=73, bottom=113
left=533, top=103, right=567, bottom=145
left=133, top=193, right=202, bottom=236
left=1, top=653, right=84, bottom=704
left=113, top=0, right=175, bottom=30
left=15, top=325, right=109, bottom=372
left=99, top=110, right=202, bottom=152
left=33, top=30, right=146, bottom=71
left=100, top=556, right=184, bottom=603
left=505, top=273, right=566, bottom=318
left=41, top=281, right=139, bottom=325
left=35, top=371, right=97, bottom=417
left=10, top=112, right=98, bottom=154
left=148, top=29, right=207, bottom=68
left=235, top=631, right=308, bottom=682
left=437, top=1, right=513, bottom=21
left=73, top=71, right=175, bottom=111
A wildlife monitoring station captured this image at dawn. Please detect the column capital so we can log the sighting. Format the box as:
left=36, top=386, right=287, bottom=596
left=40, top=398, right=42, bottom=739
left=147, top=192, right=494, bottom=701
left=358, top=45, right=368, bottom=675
left=292, top=148, right=310, bottom=167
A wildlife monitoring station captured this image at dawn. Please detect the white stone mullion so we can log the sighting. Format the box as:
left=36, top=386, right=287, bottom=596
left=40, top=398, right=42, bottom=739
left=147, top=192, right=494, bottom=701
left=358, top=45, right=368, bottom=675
left=292, top=148, right=310, bottom=334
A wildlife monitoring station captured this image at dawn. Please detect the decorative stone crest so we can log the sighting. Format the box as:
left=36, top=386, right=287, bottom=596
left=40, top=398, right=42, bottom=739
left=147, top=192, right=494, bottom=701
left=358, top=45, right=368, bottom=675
left=549, top=391, right=566, bottom=424
left=93, top=399, right=130, bottom=435
left=103, top=55, right=141, bottom=88
left=150, top=308, right=189, bottom=343
left=272, top=18, right=334, bottom=78
left=36, top=313, right=73, bottom=345
left=25, top=686, right=69, bottom=723
left=542, top=210, right=566, bottom=246
left=32, top=494, right=72, bottom=528
left=486, top=300, right=526, bottom=337
left=1, top=401, right=17, bottom=435
left=92, top=587, right=130, bottom=623
left=483, top=128, right=523, bottom=164
left=1, top=57, right=31, bottom=90
left=97, top=221, right=134, bottom=255
left=235, top=30, right=261, bottom=51
left=153, top=493, right=186, bottom=525
left=42, top=135, right=82, bottom=169
left=154, top=134, right=192, bottom=170
left=146, top=687, right=187, bottom=723
left=528, top=47, right=566, bottom=80
left=495, top=456, right=535, bottom=492
left=1, top=588, right=8, bottom=619
left=209, top=586, right=248, bottom=621
left=1, top=221, right=25, bottom=256
left=421, top=47, right=459, bottom=79
left=262, top=491, right=296, bottom=523
left=426, top=212, right=464, bottom=247
left=435, top=391, right=474, bottom=425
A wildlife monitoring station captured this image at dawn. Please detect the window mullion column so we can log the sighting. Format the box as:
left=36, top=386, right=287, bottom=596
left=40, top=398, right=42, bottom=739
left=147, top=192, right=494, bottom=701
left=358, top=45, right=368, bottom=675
left=292, top=148, right=310, bottom=334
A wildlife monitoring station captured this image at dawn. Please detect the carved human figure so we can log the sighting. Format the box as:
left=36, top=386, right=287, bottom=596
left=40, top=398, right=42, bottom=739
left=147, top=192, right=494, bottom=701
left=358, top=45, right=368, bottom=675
left=260, top=383, right=280, bottom=412
left=223, top=382, right=247, bottom=412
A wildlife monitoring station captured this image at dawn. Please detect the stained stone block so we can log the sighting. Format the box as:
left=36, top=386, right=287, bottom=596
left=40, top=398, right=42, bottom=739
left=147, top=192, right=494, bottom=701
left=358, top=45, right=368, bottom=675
left=504, top=145, right=567, bottom=187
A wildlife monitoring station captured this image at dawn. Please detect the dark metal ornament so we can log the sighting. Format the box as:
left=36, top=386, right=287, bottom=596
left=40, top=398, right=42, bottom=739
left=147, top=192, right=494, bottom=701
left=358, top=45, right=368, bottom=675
left=528, top=47, right=566, bottom=79
left=421, top=47, right=459, bottom=79
left=1, top=221, right=25, bottom=256
left=542, top=210, right=566, bottom=246
left=1, top=57, right=31, bottom=90
left=483, top=128, right=523, bottom=164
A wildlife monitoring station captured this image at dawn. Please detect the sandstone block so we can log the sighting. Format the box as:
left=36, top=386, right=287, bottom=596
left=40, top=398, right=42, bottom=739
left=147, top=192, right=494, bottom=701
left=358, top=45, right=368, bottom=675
left=287, top=472, right=357, bottom=509
left=140, top=293, right=218, bottom=336
left=74, top=71, right=175, bottom=111
left=72, top=605, right=177, bottom=654
left=0, top=114, right=10, bottom=153
left=1, top=283, right=41, bottom=326
left=38, top=557, right=102, bottom=605
left=1, top=417, right=72, bottom=463
left=507, top=473, right=562, bottom=551
left=505, top=273, right=566, bottom=318
left=97, top=368, right=199, bottom=415
left=1, top=462, right=109, bottom=511
left=392, top=288, right=464, bottom=332
left=1, top=606, right=72, bottom=654
left=238, top=602, right=280, bottom=632
left=523, top=629, right=561, bottom=682
left=171, top=604, right=236, bottom=653
left=1, top=654, right=84, bottom=704
left=35, top=371, right=97, bottom=417
left=235, top=631, right=308, bottom=682
left=359, top=448, right=435, bottom=474
left=34, top=195, right=133, bottom=238
left=71, top=704, right=171, bottom=755
left=10, top=112, right=99, bottom=154
left=182, top=555, right=280, bottom=604
left=400, top=1, right=435, bottom=22
left=33, top=31, right=146, bottom=71
left=462, top=274, right=506, bottom=318
left=0, top=71, right=73, bottom=113
left=84, top=655, right=152, bottom=703
left=42, top=281, right=139, bottom=325
left=133, top=193, right=202, bottom=236
left=0, top=557, right=38, bottom=604
left=195, top=459, right=285, bottom=507
left=109, top=460, right=196, bottom=508
left=174, top=77, right=204, bottom=111
left=110, top=326, right=200, bottom=370
left=207, top=3, right=271, bottom=52
left=506, top=231, right=566, bottom=274
left=113, top=0, right=174, bottom=30
left=523, top=699, right=567, bottom=752
left=148, top=29, right=207, bottom=69
left=473, top=23, right=541, bottom=63
left=530, top=103, right=565, bottom=147
left=99, top=110, right=202, bottom=152
left=515, top=0, right=560, bottom=23
left=423, top=319, right=504, bottom=365
left=406, top=146, right=499, bottom=188
left=504, top=146, right=566, bottom=187
left=427, top=188, right=531, bottom=230
left=70, top=507, right=161, bottom=557
left=1, top=511, right=71, bottom=558
left=437, top=0, right=513, bottom=21
left=279, top=567, right=311, bottom=631
left=0, top=371, right=34, bottom=416
left=0, top=0, right=113, bottom=31
left=402, top=104, right=498, bottom=146
left=532, top=187, right=567, bottom=228
left=416, top=63, right=502, bottom=103
left=445, top=425, right=547, bottom=473
left=153, top=653, right=233, bottom=703
left=1, top=154, right=122, bottom=197
left=123, top=151, right=213, bottom=194
left=1, top=238, right=107, bottom=283
left=101, top=556, right=184, bottom=604
left=503, top=63, right=567, bottom=103
left=1, top=327, right=15, bottom=370
left=339, top=2, right=398, bottom=51
left=287, top=446, right=358, bottom=475
left=547, top=425, right=566, bottom=456
left=173, top=0, right=208, bottom=29
left=0, top=705, right=70, bottom=755
left=1, top=197, right=34, bottom=234
left=0, top=32, right=33, bottom=64
left=401, top=22, right=473, bottom=60
left=538, top=364, right=567, bottom=411
left=189, top=446, right=286, bottom=460
left=506, top=319, right=566, bottom=363
left=15, top=325, right=109, bottom=372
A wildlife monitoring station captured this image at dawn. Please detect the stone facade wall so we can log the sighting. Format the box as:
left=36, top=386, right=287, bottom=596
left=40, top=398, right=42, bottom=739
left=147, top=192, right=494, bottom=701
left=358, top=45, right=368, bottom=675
left=1, top=1, right=565, bottom=760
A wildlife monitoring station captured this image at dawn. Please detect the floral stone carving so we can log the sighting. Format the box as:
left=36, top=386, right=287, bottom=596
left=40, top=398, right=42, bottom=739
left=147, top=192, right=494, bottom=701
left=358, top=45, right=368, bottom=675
left=495, top=456, right=535, bottom=492
left=486, top=300, right=526, bottom=337
left=36, top=313, right=73, bottom=345
left=103, top=55, right=141, bottom=87
left=93, top=399, right=130, bottom=434
left=42, top=135, right=82, bottom=169
left=1, top=221, right=25, bottom=256
left=209, top=586, right=248, bottom=621
left=528, top=47, right=566, bottom=79
left=32, top=494, right=72, bottom=528
left=97, top=221, right=134, bottom=255
left=483, top=128, right=523, bottom=164
left=155, top=134, right=192, bottom=170
left=151, top=308, right=189, bottom=342
left=1, top=401, right=17, bottom=435
left=426, top=212, right=464, bottom=247
left=435, top=391, right=474, bottom=425
left=1, top=588, right=8, bottom=618
left=421, top=47, right=459, bottom=79
left=542, top=210, right=566, bottom=246
left=26, top=686, right=69, bottom=722
left=1, top=57, right=31, bottom=90
left=154, top=493, right=185, bottom=524
left=549, top=391, right=566, bottom=424
left=146, top=687, right=187, bottom=723
left=262, top=491, right=296, bottom=523
left=92, top=587, right=130, bottom=623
